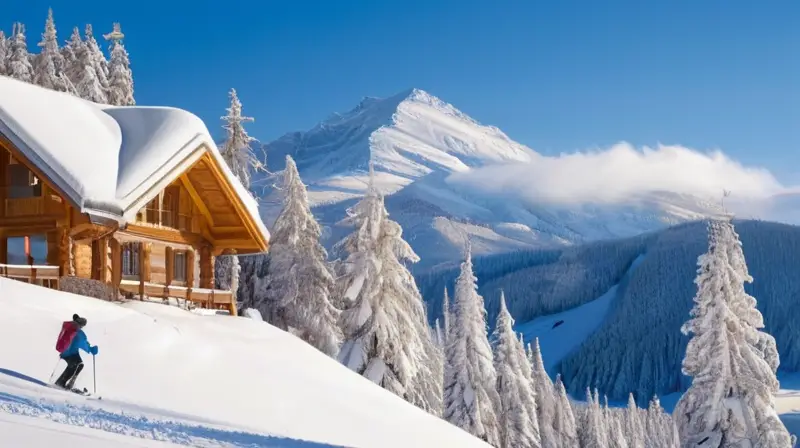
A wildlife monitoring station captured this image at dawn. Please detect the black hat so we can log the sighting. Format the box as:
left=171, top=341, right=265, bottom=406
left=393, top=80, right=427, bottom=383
left=73, top=314, right=87, bottom=327
left=72, top=314, right=80, bottom=321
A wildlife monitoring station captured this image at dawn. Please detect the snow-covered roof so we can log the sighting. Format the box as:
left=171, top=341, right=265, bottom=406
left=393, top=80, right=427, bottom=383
left=0, top=75, right=269, bottom=247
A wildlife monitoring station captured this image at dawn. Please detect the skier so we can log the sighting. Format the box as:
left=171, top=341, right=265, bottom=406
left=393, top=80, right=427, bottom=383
left=54, top=314, right=98, bottom=391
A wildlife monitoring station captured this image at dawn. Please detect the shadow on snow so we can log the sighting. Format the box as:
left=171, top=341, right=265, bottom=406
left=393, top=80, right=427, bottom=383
left=0, top=367, right=341, bottom=448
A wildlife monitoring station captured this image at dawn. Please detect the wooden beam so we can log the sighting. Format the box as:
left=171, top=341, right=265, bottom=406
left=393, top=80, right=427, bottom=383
left=179, top=175, right=215, bottom=227
left=199, top=152, right=268, bottom=252
left=123, top=223, right=202, bottom=246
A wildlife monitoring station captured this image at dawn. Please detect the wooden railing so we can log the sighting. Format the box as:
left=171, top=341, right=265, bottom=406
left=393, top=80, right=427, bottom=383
left=117, top=280, right=236, bottom=316
left=0, top=263, right=59, bottom=289
left=4, top=195, right=63, bottom=217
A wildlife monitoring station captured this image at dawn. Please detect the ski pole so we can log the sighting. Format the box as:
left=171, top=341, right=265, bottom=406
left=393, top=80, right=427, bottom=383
left=92, top=354, right=96, bottom=395
left=47, top=357, right=60, bottom=384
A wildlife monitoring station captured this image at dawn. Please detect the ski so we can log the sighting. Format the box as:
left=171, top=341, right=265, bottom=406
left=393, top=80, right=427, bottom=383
left=47, top=384, right=102, bottom=400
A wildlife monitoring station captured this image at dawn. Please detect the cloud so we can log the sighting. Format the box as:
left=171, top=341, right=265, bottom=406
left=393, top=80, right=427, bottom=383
left=445, top=142, right=786, bottom=205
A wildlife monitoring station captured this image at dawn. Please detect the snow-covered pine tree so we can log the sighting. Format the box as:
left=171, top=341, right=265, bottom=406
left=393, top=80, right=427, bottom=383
left=0, top=31, right=8, bottom=76
left=215, top=89, right=261, bottom=298
left=644, top=396, right=673, bottom=448
left=674, top=218, right=793, bottom=448
left=553, top=375, right=578, bottom=448
left=261, top=155, right=341, bottom=356
left=83, top=24, right=109, bottom=93
left=580, top=388, right=609, bottom=448
left=219, top=88, right=261, bottom=190
left=72, top=26, right=107, bottom=103
left=606, top=404, right=629, bottom=448
left=626, top=394, right=645, bottom=448
left=432, top=318, right=444, bottom=347
left=337, top=165, right=441, bottom=414
left=104, top=23, right=135, bottom=105
left=61, top=27, right=84, bottom=86
left=8, top=23, right=34, bottom=83
left=528, top=338, right=558, bottom=447
left=443, top=243, right=501, bottom=444
left=34, top=9, right=73, bottom=93
left=442, top=286, right=450, bottom=341
left=493, top=293, right=541, bottom=448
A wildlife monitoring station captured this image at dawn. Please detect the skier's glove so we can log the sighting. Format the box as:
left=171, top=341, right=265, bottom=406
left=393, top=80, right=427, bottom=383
left=90, top=345, right=99, bottom=355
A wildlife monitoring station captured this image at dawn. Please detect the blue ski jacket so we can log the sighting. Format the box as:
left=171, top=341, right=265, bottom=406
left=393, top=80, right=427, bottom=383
left=60, top=329, right=93, bottom=358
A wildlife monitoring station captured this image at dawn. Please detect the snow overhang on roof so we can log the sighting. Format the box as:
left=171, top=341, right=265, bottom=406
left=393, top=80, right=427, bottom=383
left=0, top=75, right=270, bottom=249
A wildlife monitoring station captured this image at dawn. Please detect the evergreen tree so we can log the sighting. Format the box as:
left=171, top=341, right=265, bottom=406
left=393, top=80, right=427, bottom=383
left=337, top=166, right=441, bottom=413
left=493, top=293, right=541, bottom=448
left=83, top=24, right=109, bottom=91
left=442, top=286, right=450, bottom=341
left=528, top=338, right=558, bottom=447
left=61, top=27, right=83, bottom=86
left=674, top=219, right=792, bottom=448
left=8, top=23, right=34, bottom=82
left=626, top=394, right=645, bottom=448
left=215, top=89, right=259, bottom=297
left=433, top=318, right=444, bottom=347
left=263, top=155, right=341, bottom=356
left=580, top=388, right=609, bottom=448
left=553, top=375, right=578, bottom=448
left=34, top=9, right=73, bottom=92
left=0, top=31, right=8, bottom=76
left=219, top=88, right=261, bottom=190
left=215, top=253, right=240, bottom=304
left=72, top=26, right=106, bottom=103
left=104, top=23, right=135, bottom=105
left=443, top=244, right=501, bottom=445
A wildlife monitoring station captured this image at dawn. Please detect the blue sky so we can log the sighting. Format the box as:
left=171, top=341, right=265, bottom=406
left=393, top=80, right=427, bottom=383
left=5, top=0, right=800, bottom=182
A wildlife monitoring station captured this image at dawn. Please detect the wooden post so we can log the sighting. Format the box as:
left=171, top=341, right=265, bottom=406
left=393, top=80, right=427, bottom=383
left=109, top=238, right=121, bottom=299
left=186, top=249, right=195, bottom=287
left=165, top=246, right=173, bottom=286
left=56, top=227, right=70, bottom=276
left=0, top=234, right=6, bottom=265
left=199, top=244, right=214, bottom=289
left=138, top=242, right=151, bottom=300
left=99, top=237, right=108, bottom=282
left=142, top=242, right=152, bottom=283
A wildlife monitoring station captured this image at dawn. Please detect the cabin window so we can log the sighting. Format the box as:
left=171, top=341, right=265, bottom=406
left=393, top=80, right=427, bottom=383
left=6, top=234, right=46, bottom=265
left=173, top=250, right=187, bottom=282
left=162, top=189, right=176, bottom=228
left=145, top=198, right=159, bottom=224
left=7, top=161, right=42, bottom=199
left=121, top=242, right=141, bottom=278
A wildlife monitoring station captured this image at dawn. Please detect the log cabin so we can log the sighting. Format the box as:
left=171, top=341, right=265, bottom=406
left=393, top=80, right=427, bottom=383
left=0, top=76, right=270, bottom=315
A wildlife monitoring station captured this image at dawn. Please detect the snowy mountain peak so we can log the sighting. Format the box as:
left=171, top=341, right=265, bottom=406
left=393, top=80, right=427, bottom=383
left=256, top=90, right=727, bottom=270
left=260, top=88, right=537, bottom=202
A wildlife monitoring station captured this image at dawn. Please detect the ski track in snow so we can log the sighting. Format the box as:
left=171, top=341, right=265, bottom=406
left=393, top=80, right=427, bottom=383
left=0, top=391, right=338, bottom=447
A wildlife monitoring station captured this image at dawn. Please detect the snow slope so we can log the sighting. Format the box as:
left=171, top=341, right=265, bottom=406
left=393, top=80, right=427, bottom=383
left=254, top=89, right=728, bottom=269
left=0, top=278, right=489, bottom=448
left=515, top=254, right=645, bottom=374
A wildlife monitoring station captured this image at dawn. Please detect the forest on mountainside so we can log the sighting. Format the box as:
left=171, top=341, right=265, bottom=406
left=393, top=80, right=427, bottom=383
left=418, top=219, right=800, bottom=405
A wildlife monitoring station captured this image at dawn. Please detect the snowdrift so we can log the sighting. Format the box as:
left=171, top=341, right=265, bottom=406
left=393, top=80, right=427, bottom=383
left=0, top=277, right=489, bottom=448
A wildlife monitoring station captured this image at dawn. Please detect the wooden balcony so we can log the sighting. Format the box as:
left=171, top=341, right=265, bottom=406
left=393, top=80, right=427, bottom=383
left=118, top=279, right=237, bottom=316
left=0, top=263, right=60, bottom=289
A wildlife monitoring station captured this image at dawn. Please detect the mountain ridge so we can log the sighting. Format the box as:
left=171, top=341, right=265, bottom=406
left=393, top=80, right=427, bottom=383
left=252, top=89, right=737, bottom=269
